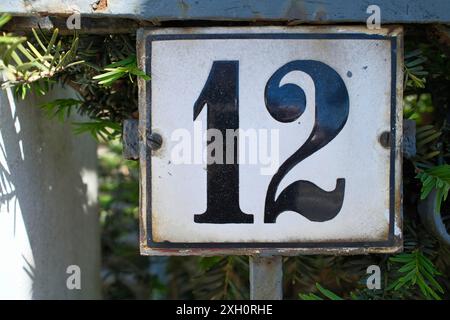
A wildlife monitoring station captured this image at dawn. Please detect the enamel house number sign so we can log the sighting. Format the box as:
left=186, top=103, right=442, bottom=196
left=137, top=27, right=403, bottom=255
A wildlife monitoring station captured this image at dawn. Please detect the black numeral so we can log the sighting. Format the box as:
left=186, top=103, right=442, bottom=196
left=193, top=61, right=254, bottom=224
left=192, top=60, right=349, bottom=224
left=264, top=60, right=349, bottom=223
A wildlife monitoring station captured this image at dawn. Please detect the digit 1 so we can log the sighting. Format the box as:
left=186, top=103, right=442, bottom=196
left=193, top=61, right=253, bottom=224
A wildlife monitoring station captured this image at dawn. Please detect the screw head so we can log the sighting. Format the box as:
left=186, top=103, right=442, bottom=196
left=147, top=132, right=162, bottom=150
left=379, top=131, right=390, bottom=148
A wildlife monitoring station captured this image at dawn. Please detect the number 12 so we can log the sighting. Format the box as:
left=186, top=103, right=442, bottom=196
left=193, top=60, right=349, bottom=224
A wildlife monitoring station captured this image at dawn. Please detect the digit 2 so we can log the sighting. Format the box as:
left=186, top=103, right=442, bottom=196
left=264, top=60, right=349, bottom=223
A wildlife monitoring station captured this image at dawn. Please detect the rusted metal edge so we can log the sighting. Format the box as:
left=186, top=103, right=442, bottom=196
left=137, top=26, right=404, bottom=256
left=139, top=242, right=403, bottom=256
left=1, top=0, right=450, bottom=24
left=137, top=27, right=149, bottom=258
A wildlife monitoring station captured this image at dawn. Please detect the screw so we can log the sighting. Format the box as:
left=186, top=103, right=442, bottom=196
left=379, top=131, right=390, bottom=148
left=147, top=132, right=162, bottom=150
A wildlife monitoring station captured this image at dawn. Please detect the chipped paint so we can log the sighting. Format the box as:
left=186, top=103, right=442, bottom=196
left=0, top=1, right=449, bottom=24
left=92, top=0, right=108, bottom=11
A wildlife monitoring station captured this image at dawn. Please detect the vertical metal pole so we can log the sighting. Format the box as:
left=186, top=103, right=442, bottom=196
left=249, top=256, right=283, bottom=300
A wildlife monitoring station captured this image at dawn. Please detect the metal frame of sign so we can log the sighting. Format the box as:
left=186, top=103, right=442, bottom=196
left=137, top=26, right=403, bottom=256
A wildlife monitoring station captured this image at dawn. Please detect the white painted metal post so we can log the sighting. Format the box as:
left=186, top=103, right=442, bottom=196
left=0, top=87, right=101, bottom=299
left=250, top=256, right=283, bottom=300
